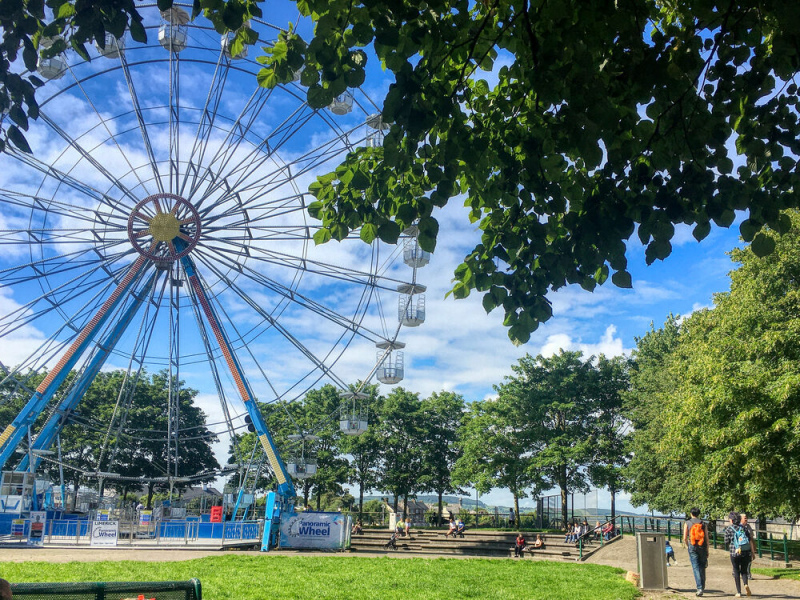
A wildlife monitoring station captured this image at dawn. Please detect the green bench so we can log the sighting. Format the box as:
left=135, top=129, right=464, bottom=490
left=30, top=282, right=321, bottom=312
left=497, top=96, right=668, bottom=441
left=10, top=579, right=201, bottom=600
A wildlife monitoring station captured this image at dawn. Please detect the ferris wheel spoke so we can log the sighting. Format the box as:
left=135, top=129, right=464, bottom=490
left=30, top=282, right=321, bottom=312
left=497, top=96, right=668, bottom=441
left=208, top=124, right=358, bottom=212
left=205, top=239, right=410, bottom=292
left=186, top=85, right=276, bottom=205
left=39, top=112, right=140, bottom=209
left=192, top=256, right=352, bottom=392
left=0, top=189, right=123, bottom=228
left=0, top=254, right=134, bottom=336
left=105, top=274, right=171, bottom=469
left=0, top=228, right=124, bottom=246
left=0, top=244, right=133, bottom=288
left=194, top=246, right=390, bottom=345
left=6, top=149, right=129, bottom=216
left=184, top=275, right=250, bottom=439
left=168, top=48, right=181, bottom=193
left=178, top=54, right=232, bottom=198
left=66, top=69, right=156, bottom=198
left=193, top=102, right=316, bottom=213
left=119, top=52, right=164, bottom=195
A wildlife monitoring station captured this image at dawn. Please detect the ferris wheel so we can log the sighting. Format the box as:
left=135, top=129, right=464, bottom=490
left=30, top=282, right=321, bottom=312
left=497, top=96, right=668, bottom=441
left=0, top=3, right=431, bottom=495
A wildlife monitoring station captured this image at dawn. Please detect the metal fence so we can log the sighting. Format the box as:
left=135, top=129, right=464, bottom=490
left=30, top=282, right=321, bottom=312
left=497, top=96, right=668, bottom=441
left=611, top=514, right=792, bottom=565
left=10, top=518, right=263, bottom=547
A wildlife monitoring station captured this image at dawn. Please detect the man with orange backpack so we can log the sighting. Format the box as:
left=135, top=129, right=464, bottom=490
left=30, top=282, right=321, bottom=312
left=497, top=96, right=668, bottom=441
left=683, top=507, right=709, bottom=597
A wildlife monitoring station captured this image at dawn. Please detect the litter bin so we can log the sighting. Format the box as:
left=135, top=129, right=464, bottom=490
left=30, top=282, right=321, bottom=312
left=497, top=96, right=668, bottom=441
left=636, top=532, right=668, bottom=590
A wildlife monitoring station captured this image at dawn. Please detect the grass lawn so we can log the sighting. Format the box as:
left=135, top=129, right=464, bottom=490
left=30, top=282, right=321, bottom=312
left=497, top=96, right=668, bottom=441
left=752, top=567, right=800, bottom=581
left=0, top=555, right=639, bottom=600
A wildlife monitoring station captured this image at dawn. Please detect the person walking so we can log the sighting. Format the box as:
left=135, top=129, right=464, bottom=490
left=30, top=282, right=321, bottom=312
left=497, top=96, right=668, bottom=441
left=683, top=507, right=709, bottom=597
left=740, top=513, right=756, bottom=580
left=725, top=512, right=755, bottom=597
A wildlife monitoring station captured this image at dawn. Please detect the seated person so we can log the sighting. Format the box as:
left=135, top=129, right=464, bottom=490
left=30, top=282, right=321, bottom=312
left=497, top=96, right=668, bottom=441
left=592, top=521, right=603, bottom=540
left=455, top=518, right=466, bottom=537
left=404, top=517, right=411, bottom=538
left=532, top=533, right=545, bottom=550
left=385, top=531, right=398, bottom=550
left=514, top=533, right=526, bottom=557
left=351, top=520, right=363, bottom=535
left=601, top=522, right=614, bottom=540
left=445, top=518, right=458, bottom=538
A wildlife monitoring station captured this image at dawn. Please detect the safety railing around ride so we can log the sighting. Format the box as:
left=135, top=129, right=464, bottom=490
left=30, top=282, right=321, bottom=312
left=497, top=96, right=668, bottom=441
left=608, top=514, right=792, bottom=565
left=12, top=518, right=262, bottom=546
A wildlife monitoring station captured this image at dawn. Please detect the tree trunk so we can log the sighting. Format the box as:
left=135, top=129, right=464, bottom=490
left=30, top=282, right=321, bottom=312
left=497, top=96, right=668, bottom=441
left=514, top=495, right=520, bottom=531
left=146, top=482, right=155, bottom=509
left=392, top=494, right=398, bottom=513
left=437, top=492, right=443, bottom=526
left=403, top=494, right=408, bottom=520
left=560, top=465, right=569, bottom=528
left=358, top=479, right=364, bottom=520
left=610, top=487, right=617, bottom=523
left=72, top=480, right=79, bottom=511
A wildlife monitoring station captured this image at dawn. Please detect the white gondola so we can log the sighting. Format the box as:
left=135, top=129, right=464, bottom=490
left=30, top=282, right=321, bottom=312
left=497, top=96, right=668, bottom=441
left=376, top=350, right=404, bottom=384
left=398, top=283, right=426, bottom=327
left=159, top=7, right=190, bottom=53
left=365, top=113, right=390, bottom=148
left=339, top=391, right=369, bottom=435
left=286, top=460, right=317, bottom=479
left=286, top=434, right=318, bottom=479
left=399, top=294, right=426, bottom=327
left=95, top=33, right=125, bottom=59
left=329, top=91, right=353, bottom=115
left=37, top=37, right=67, bottom=81
left=403, top=236, right=431, bottom=268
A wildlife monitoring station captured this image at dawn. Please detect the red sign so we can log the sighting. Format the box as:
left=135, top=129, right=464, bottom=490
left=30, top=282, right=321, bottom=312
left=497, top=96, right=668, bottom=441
left=210, top=506, right=223, bottom=523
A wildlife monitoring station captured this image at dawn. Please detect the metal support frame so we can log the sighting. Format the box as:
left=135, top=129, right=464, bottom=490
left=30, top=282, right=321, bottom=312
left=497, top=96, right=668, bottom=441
left=16, top=270, right=159, bottom=472
left=0, top=255, right=150, bottom=470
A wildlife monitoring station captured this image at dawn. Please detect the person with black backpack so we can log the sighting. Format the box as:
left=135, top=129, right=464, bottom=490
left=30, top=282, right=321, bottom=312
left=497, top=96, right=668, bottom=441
left=725, top=511, right=756, bottom=597
left=682, top=507, right=709, bottom=597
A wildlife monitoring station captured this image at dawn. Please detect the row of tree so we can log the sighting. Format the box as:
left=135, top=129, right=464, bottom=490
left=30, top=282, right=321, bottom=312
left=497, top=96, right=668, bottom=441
left=6, top=214, right=800, bottom=523
left=0, top=370, right=219, bottom=507
left=243, top=351, right=628, bottom=527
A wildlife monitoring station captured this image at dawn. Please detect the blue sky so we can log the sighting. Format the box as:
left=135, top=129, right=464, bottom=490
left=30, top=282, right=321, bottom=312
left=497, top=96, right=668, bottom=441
left=0, top=3, right=750, bottom=513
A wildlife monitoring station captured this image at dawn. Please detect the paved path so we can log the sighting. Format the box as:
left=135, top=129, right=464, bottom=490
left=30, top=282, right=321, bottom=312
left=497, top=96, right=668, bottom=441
left=586, top=536, right=800, bottom=599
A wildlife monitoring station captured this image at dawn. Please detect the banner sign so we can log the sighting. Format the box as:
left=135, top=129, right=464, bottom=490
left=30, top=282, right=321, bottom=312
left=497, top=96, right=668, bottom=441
left=98, top=510, right=110, bottom=521
left=139, top=510, right=152, bottom=526
left=28, top=511, right=46, bottom=546
left=279, top=512, right=349, bottom=549
left=90, top=520, right=119, bottom=547
left=11, top=519, right=25, bottom=537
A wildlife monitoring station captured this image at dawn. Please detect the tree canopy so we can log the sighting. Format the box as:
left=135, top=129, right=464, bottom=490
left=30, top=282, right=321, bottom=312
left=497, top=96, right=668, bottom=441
left=4, top=0, right=800, bottom=343
left=626, top=213, right=800, bottom=519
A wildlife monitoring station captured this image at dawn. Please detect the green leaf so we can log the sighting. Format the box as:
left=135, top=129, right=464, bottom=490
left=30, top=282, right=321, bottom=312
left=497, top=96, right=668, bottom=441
left=693, top=221, right=711, bottom=241
left=312, top=228, right=332, bottom=245
left=157, top=0, right=173, bottom=11
left=377, top=221, right=401, bottom=244
left=750, top=233, right=775, bottom=257
left=256, top=68, right=277, bottom=89
left=739, top=219, right=761, bottom=242
left=307, top=85, right=334, bottom=109
left=359, top=223, right=378, bottom=243
left=611, top=270, right=632, bottom=288
left=7, top=125, right=32, bottom=153
left=129, top=20, right=147, bottom=43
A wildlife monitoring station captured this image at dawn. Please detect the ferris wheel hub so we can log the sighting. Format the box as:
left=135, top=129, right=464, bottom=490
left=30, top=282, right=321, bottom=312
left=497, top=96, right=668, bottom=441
left=127, top=193, right=202, bottom=265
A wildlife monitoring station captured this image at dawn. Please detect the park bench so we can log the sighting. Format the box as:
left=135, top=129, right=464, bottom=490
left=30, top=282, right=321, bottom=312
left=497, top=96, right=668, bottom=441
left=10, top=579, right=202, bottom=600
